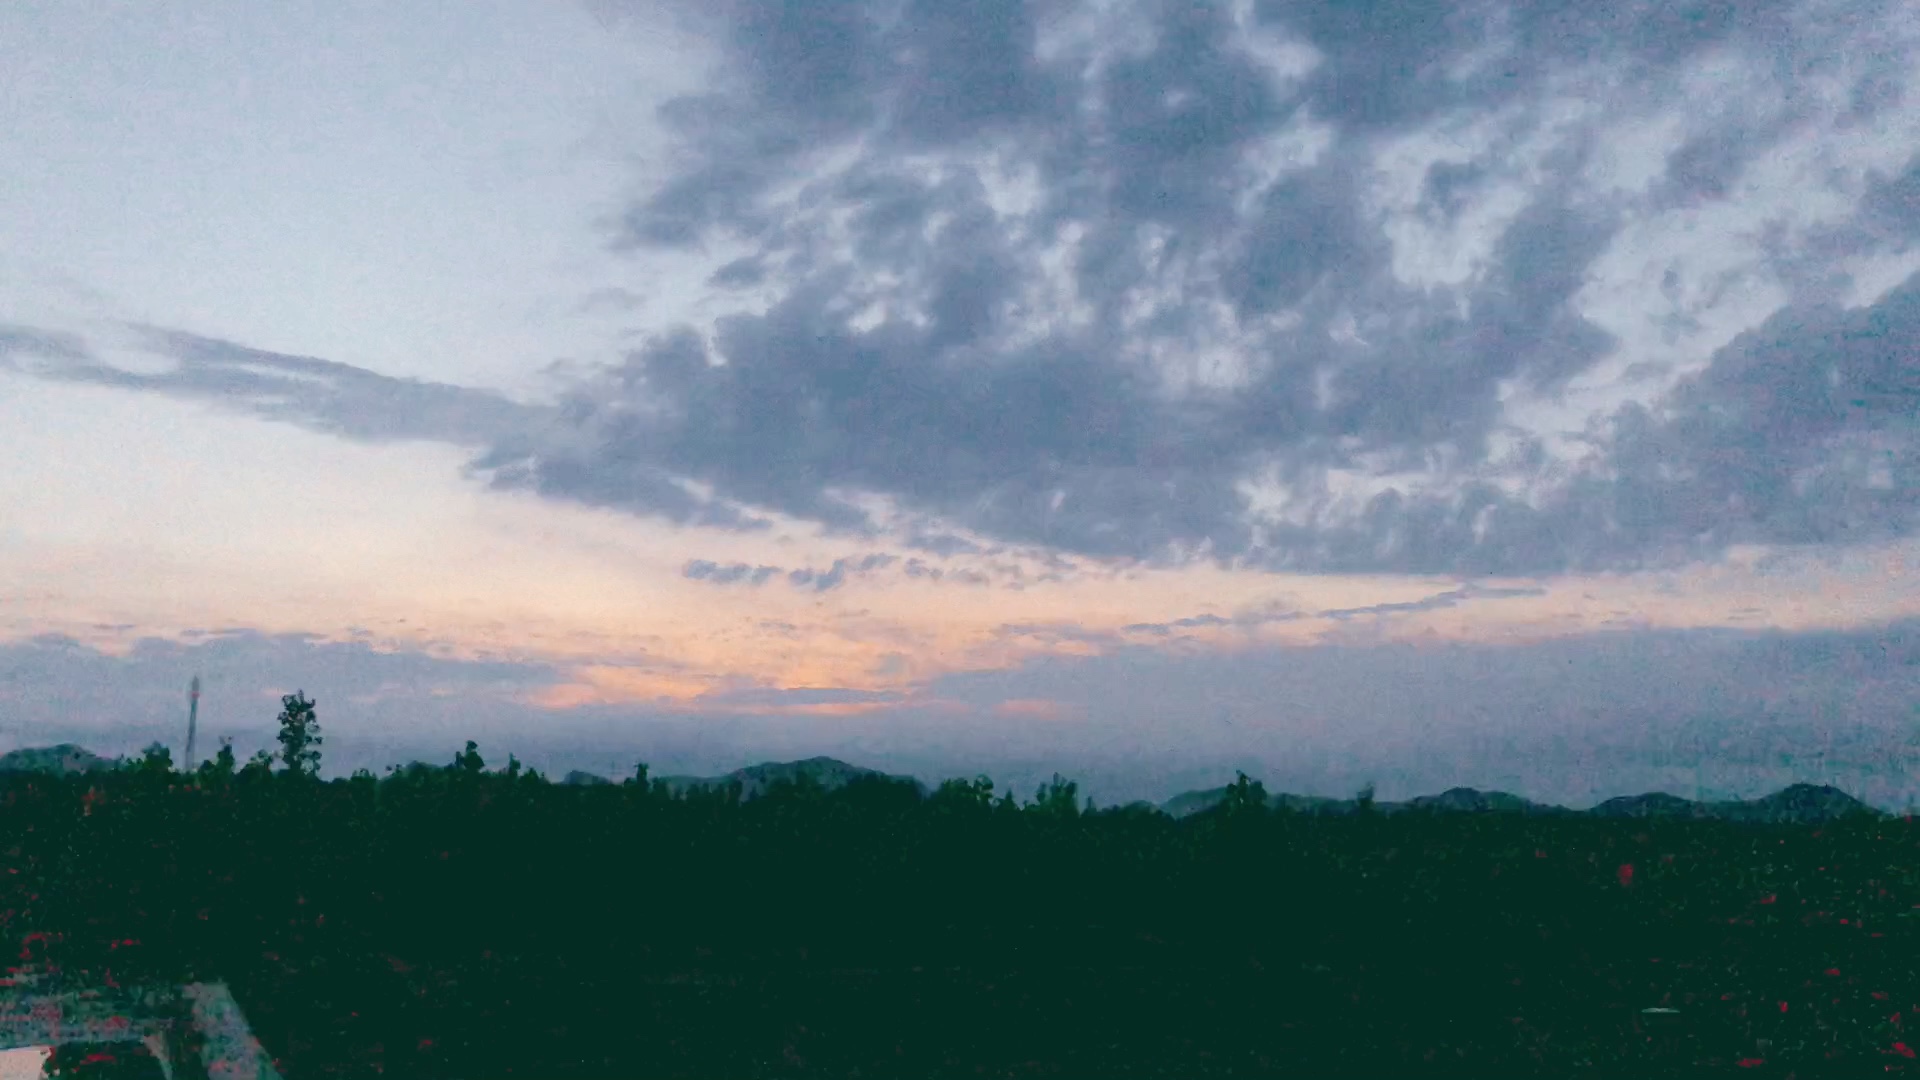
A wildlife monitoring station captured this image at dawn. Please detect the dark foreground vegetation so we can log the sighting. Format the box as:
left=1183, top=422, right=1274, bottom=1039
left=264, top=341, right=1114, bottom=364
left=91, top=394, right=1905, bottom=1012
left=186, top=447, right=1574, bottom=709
left=3, top=698, right=1918, bottom=1078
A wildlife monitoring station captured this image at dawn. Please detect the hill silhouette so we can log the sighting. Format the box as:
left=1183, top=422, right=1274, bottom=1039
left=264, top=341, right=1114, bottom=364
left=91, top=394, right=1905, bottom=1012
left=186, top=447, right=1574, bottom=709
left=0, top=743, right=120, bottom=776
left=1157, top=780, right=1885, bottom=824
left=0, top=743, right=1887, bottom=824
left=651, top=755, right=931, bottom=800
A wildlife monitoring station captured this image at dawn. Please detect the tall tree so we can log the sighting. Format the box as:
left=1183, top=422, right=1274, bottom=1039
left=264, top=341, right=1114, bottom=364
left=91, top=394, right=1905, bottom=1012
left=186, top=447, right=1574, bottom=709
left=1221, top=771, right=1269, bottom=816
left=275, top=691, right=323, bottom=778
left=132, top=741, right=174, bottom=778
left=197, top=739, right=237, bottom=784
left=453, top=740, right=485, bottom=775
left=1032, top=773, right=1081, bottom=818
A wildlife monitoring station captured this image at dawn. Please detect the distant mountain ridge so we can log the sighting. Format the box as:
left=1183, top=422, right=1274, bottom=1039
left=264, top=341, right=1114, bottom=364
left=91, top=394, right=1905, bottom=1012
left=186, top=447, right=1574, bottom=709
left=0, top=744, right=1890, bottom=823
left=0, top=744, right=121, bottom=776
left=646, top=756, right=931, bottom=800
left=1158, top=781, right=1887, bottom=825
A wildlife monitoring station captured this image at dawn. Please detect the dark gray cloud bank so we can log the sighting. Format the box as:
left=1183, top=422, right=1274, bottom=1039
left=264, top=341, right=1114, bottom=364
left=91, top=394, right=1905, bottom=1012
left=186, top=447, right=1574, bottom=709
left=3, top=619, right=1916, bottom=809
left=7, top=0, right=1916, bottom=576
left=492, top=0, right=1919, bottom=575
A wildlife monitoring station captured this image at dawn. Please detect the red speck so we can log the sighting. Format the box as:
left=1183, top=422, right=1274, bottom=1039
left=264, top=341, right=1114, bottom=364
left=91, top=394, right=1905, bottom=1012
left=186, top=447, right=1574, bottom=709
left=1534, top=849, right=1546, bottom=859
left=1617, top=863, right=1635, bottom=888
left=1781, top=1002, right=1790, bottom=1013
left=1737, top=1058, right=1765, bottom=1068
left=1877, top=992, right=1892, bottom=1001
left=1761, top=894, right=1777, bottom=905
left=417, top=1038, right=434, bottom=1052
left=81, top=1052, right=117, bottom=1065
left=1895, top=1042, right=1917, bottom=1059
left=1827, top=968, right=1843, bottom=977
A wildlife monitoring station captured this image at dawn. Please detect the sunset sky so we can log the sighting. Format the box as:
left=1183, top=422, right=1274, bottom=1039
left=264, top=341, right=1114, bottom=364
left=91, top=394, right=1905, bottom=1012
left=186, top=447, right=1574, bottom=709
left=3, top=0, right=1916, bottom=808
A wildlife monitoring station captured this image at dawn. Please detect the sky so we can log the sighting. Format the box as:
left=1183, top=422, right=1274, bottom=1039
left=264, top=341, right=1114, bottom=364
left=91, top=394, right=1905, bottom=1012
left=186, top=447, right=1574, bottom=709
left=2, top=0, right=1917, bottom=808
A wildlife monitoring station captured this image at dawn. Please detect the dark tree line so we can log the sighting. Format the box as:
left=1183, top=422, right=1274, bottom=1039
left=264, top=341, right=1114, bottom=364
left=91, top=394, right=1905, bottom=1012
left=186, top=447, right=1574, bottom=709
left=0, top=694, right=1916, bottom=1077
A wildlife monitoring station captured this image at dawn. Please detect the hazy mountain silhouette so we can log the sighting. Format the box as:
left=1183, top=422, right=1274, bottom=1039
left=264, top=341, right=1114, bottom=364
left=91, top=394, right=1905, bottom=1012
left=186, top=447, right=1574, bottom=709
left=1588, top=791, right=1715, bottom=819
left=1403, top=787, right=1573, bottom=815
left=1710, top=783, right=1882, bottom=824
left=0, top=743, right=121, bottom=776
left=0, top=744, right=1886, bottom=823
left=651, top=756, right=930, bottom=800
left=1161, top=781, right=1886, bottom=824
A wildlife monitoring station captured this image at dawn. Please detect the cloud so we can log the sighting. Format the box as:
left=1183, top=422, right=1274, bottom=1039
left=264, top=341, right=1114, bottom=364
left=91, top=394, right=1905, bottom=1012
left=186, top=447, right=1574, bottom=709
left=2, top=322, right=782, bottom=535
left=1293, top=276, right=1920, bottom=574
left=1114, top=581, right=1543, bottom=636
left=3, top=324, right=543, bottom=449
left=1122, top=613, right=1235, bottom=637
left=1317, top=583, right=1547, bottom=620
left=681, top=552, right=900, bottom=591
left=788, top=552, right=900, bottom=592
left=994, top=621, right=1120, bottom=649
left=0, top=325, right=91, bottom=365
left=682, top=559, right=782, bottom=585
left=694, top=684, right=907, bottom=710
left=5, top=617, right=1919, bottom=808
left=0, top=629, right=564, bottom=766
left=8, top=1, right=1915, bottom=578
left=482, top=0, right=1920, bottom=575
left=682, top=550, right=1035, bottom=592
left=915, top=614, right=1920, bottom=807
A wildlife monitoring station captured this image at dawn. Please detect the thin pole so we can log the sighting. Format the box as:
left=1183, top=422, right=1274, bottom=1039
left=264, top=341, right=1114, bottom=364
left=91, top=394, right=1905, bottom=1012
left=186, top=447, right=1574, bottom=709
left=186, top=675, right=201, bottom=771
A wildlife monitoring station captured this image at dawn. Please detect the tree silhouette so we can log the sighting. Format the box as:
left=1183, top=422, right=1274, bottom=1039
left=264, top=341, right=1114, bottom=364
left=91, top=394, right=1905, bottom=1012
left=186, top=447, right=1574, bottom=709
left=1220, top=770, right=1269, bottom=816
left=197, top=739, right=237, bottom=785
left=6, top=687, right=1907, bottom=1080
left=453, top=740, right=485, bottom=775
left=132, top=741, right=174, bottom=777
left=274, top=691, right=323, bottom=778
left=933, top=775, right=995, bottom=809
left=1032, top=772, right=1081, bottom=817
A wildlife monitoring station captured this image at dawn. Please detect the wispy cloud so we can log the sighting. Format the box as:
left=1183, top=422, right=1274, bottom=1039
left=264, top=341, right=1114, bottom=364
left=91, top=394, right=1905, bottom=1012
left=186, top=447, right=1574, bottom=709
left=682, top=560, right=783, bottom=586
left=1318, top=583, right=1548, bottom=620
left=2, top=324, right=542, bottom=448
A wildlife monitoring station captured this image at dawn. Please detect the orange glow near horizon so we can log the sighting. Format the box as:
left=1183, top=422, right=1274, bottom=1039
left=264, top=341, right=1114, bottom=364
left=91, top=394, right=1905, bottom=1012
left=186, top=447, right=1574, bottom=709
left=3, top=383, right=1918, bottom=718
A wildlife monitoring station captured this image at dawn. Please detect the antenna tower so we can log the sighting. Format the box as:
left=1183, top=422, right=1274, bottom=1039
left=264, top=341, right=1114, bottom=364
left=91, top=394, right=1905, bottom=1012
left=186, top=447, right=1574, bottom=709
left=186, top=675, right=201, bottom=771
